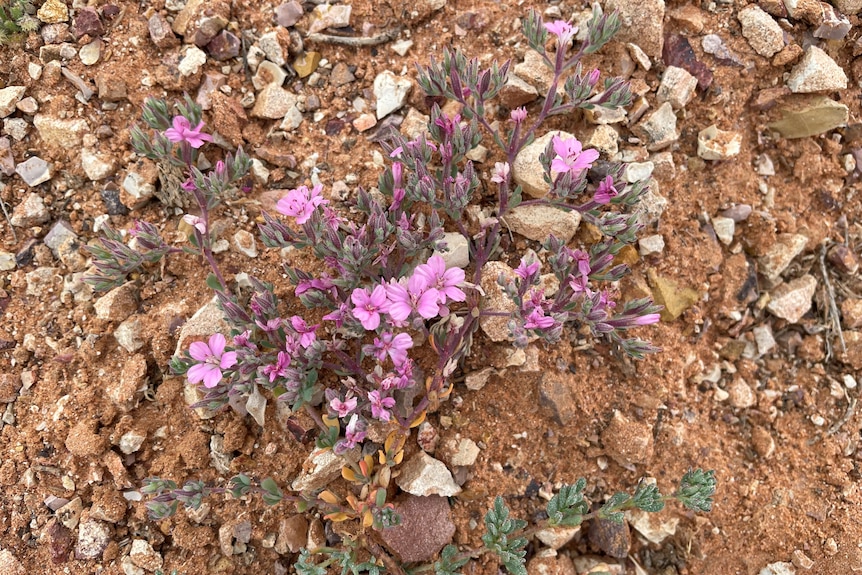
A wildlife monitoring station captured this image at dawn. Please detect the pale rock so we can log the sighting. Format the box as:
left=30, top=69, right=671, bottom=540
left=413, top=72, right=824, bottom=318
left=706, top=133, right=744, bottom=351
left=842, top=299, right=862, bottom=329
left=435, top=232, right=469, bottom=269
left=586, top=124, right=618, bottom=156
left=178, top=45, right=207, bottom=76
left=0, top=251, right=14, bottom=271
left=504, top=205, right=581, bottom=243
left=758, top=233, right=808, bottom=281
left=513, top=49, right=555, bottom=94
left=768, top=96, right=848, bottom=139
left=122, top=172, right=156, bottom=208
left=0, top=86, right=26, bottom=118
left=130, top=539, right=163, bottom=571
left=94, top=283, right=139, bottom=321
left=75, top=519, right=111, bottom=560
left=832, top=0, right=862, bottom=13
left=767, top=274, right=817, bottom=323
left=108, top=354, right=146, bottom=412
left=257, top=31, right=287, bottom=66
left=727, top=379, right=756, bottom=409
left=698, top=125, right=742, bottom=160
left=275, top=515, right=308, bottom=554
left=15, top=156, right=52, bottom=186
left=787, top=46, right=847, bottom=93
left=11, top=192, right=49, bottom=227
left=656, top=66, right=697, bottom=109
left=0, top=550, right=24, bottom=575
left=512, top=130, right=575, bottom=198
left=37, top=0, right=69, bottom=23
left=374, top=71, right=412, bottom=119
left=250, top=158, right=270, bottom=184
left=627, top=43, right=652, bottom=70
left=466, top=144, right=488, bottom=163
left=638, top=234, right=665, bottom=256
left=633, top=181, right=668, bottom=227
left=232, top=229, right=258, bottom=258
left=443, top=438, right=480, bottom=466
left=396, top=452, right=461, bottom=497
left=624, top=161, right=654, bottom=183
left=114, top=317, right=145, bottom=352
left=351, top=113, right=376, bottom=132
left=758, top=562, right=796, bottom=575
left=15, top=96, right=38, bottom=114
left=280, top=105, right=304, bottom=131
left=34, top=114, right=88, bottom=148
left=627, top=508, right=679, bottom=544
left=308, top=3, right=352, bottom=34
left=43, top=219, right=78, bottom=261
left=632, top=102, right=678, bottom=151
left=465, top=367, right=495, bottom=391
left=753, top=324, right=776, bottom=355
left=79, top=39, right=101, bottom=65
left=252, top=60, right=287, bottom=90
left=791, top=549, right=814, bottom=570
left=499, top=73, right=539, bottom=108
left=479, top=261, right=516, bottom=342
left=391, top=38, right=413, bottom=56
left=605, top=0, right=665, bottom=58
left=601, top=410, right=654, bottom=466
left=28, top=62, right=43, bottom=80
left=738, top=5, right=784, bottom=57
left=3, top=117, right=28, bottom=141
left=119, top=430, right=146, bottom=454
left=57, top=497, right=83, bottom=529
left=81, top=148, right=115, bottom=181
left=400, top=107, right=430, bottom=139
left=584, top=105, right=627, bottom=124
left=751, top=425, right=776, bottom=458
left=291, top=448, right=358, bottom=492
left=535, top=526, right=581, bottom=550
left=712, top=216, right=735, bottom=245
left=251, top=85, right=299, bottom=119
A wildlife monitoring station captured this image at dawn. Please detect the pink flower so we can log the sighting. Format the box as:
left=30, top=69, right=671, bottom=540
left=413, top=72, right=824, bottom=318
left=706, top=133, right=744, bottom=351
left=215, top=160, right=226, bottom=177
left=261, top=351, right=290, bottom=383
left=573, top=249, right=591, bottom=278
left=187, top=333, right=237, bottom=389
left=386, top=275, right=440, bottom=322
left=491, top=162, right=510, bottom=184
left=323, top=302, right=348, bottom=328
left=276, top=184, right=329, bottom=225
left=164, top=116, right=212, bottom=149
left=569, top=274, right=589, bottom=294
left=182, top=214, right=207, bottom=234
left=342, top=414, right=366, bottom=448
left=368, top=390, right=396, bottom=422
left=351, top=285, right=390, bottom=331
left=510, top=107, right=527, bottom=123
left=256, top=317, right=282, bottom=334
left=514, top=258, right=541, bottom=281
left=524, top=308, right=556, bottom=330
left=633, top=313, right=661, bottom=326
left=594, top=175, right=618, bottom=204
left=370, top=332, right=413, bottom=366
left=233, top=330, right=257, bottom=350
left=290, top=316, right=318, bottom=348
left=414, top=255, right=466, bottom=305
left=544, top=20, right=576, bottom=47
left=330, top=394, right=357, bottom=418
left=550, top=136, right=600, bottom=176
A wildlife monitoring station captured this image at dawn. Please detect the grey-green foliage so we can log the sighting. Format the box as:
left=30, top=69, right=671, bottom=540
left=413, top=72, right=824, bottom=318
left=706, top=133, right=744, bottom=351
left=0, top=0, right=39, bottom=43
left=482, top=496, right=528, bottom=575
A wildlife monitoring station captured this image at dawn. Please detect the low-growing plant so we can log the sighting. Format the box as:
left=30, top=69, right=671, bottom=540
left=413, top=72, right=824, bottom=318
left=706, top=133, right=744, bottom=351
left=0, top=0, right=39, bottom=44
left=86, top=6, right=716, bottom=572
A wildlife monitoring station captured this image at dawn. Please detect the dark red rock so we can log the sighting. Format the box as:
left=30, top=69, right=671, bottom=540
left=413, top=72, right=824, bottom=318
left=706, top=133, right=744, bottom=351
left=148, top=13, right=179, bottom=49
left=206, top=30, right=240, bottom=61
left=378, top=495, right=455, bottom=563
left=102, top=5, right=120, bottom=20
left=73, top=8, right=104, bottom=39
left=47, top=520, right=73, bottom=564
left=275, top=1, right=304, bottom=28
left=662, top=34, right=713, bottom=91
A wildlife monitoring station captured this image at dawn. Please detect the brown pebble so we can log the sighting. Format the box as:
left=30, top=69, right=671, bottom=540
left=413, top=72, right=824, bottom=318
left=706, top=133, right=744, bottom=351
left=588, top=517, right=631, bottom=559
left=600, top=410, right=654, bottom=466
left=751, top=426, right=775, bottom=458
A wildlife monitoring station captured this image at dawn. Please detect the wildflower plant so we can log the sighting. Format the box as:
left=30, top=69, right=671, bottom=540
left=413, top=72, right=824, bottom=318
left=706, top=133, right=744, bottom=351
left=85, top=6, right=715, bottom=573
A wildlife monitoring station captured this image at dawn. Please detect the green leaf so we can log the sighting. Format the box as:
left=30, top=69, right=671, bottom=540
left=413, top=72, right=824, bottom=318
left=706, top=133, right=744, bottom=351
left=260, top=477, right=284, bottom=506
left=632, top=481, right=665, bottom=513
left=205, top=273, right=222, bottom=292
left=546, top=479, right=589, bottom=527
left=482, top=497, right=527, bottom=575
left=676, top=469, right=716, bottom=513
left=295, top=549, right=327, bottom=575
left=598, top=492, right=630, bottom=523
left=434, top=545, right=469, bottom=575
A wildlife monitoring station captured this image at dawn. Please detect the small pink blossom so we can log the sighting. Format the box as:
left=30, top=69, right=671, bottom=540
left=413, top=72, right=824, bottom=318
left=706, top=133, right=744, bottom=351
left=514, top=258, right=541, bottom=281
left=594, top=175, right=618, bottom=204
left=368, top=390, right=396, bottom=422
left=386, top=275, right=440, bottom=322
left=414, top=255, right=466, bottom=305
left=233, top=330, right=257, bottom=351
left=510, top=107, right=527, bottom=123
left=276, top=184, right=329, bottom=225
left=181, top=178, right=197, bottom=192
left=550, top=136, right=600, bottom=176
left=491, top=162, right=510, bottom=184
left=351, top=285, right=390, bottom=331
left=544, top=20, right=577, bottom=47
left=573, top=249, right=591, bottom=278
left=524, top=307, right=556, bottom=330
left=187, top=333, right=237, bottom=389
left=290, top=316, right=319, bottom=348
left=633, top=313, right=661, bottom=326
left=255, top=317, right=282, bottom=334
left=342, top=414, right=366, bottom=448
left=370, top=332, right=413, bottom=366
left=261, top=351, right=290, bottom=383
left=182, top=214, right=207, bottom=234
left=164, top=116, right=212, bottom=149
left=330, top=394, right=357, bottom=418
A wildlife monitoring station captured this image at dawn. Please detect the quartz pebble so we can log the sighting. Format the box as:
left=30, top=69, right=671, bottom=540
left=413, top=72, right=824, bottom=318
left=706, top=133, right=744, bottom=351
left=373, top=71, right=412, bottom=119
left=656, top=66, right=697, bottom=109
left=632, top=102, right=678, bottom=151
left=767, top=274, right=817, bottom=323
left=698, top=125, right=742, bottom=160
left=15, top=157, right=52, bottom=187
left=0, top=86, right=26, bottom=118
left=738, top=5, right=784, bottom=58
left=787, top=46, right=847, bottom=93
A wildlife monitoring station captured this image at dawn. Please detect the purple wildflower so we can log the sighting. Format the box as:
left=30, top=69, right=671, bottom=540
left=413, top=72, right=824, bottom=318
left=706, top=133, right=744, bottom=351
left=550, top=136, right=600, bottom=176
left=573, top=249, right=591, bottom=278
left=341, top=414, right=366, bottom=450
left=544, top=20, right=576, bottom=47
left=414, top=255, right=466, bottom=305
left=164, top=116, right=212, bottom=149
left=368, top=390, right=396, bottom=422
left=182, top=214, right=206, bottom=234
left=351, top=285, right=390, bottom=331
left=276, top=184, right=329, bottom=225
left=370, top=332, right=413, bottom=366
left=386, top=275, right=440, bottom=322
left=330, top=394, right=357, bottom=418
left=491, top=162, right=510, bottom=184
left=524, top=308, right=556, bottom=330
left=510, top=107, right=527, bottom=123
left=290, top=316, right=318, bottom=348
left=261, top=351, right=290, bottom=383
left=514, top=258, right=541, bottom=281
left=594, top=175, right=618, bottom=204
left=187, top=333, right=237, bottom=389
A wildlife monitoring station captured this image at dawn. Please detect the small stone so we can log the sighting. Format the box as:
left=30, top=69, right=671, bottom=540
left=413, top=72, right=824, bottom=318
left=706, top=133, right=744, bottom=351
left=3, top=117, right=28, bottom=141
left=308, top=3, right=351, bottom=34
left=759, top=562, right=796, bottom=575
left=81, top=148, right=115, bottom=181
left=330, top=62, right=355, bottom=87
left=10, top=192, right=50, bottom=226
left=787, top=46, right=847, bottom=93
left=96, top=74, right=127, bottom=102
left=753, top=324, right=776, bottom=355
left=207, top=30, right=240, bottom=61
left=33, top=114, right=88, bottom=148
left=751, top=426, right=775, bottom=458
left=378, top=496, right=455, bottom=563
left=107, top=354, right=146, bottom=412
left=73, top=7, right=103, bottom=38
left=443, top=438, right=480, bottom=467
left=586, top=124, right=619, bottom=156
left=148, top=13, right=179, bottom=49
left=648, top=269, right=698, bottom=321
left=0, top=251, right=14, bottom=271
left=130, top=539, right=162, bottom=572
left=535, top=526, right=581, bottom=550
left=465, top=367, right=495, bottom=391
left=258, top=30, right=288, bottom=65
left=293, top=51, right=321, bottom=78
left=0, top=550, right=25, bottom=575
left=253, top=60, right=287, bottom=90
left=766, top=274, right=817, bottom=323
left=25, top=267, right=60, bottom=297
left=655, top=66, right=697, bottom=109
left=698, top=125, right=742, bottom=160
left=352, top=113, right=377, bottom=132
left=479, top=261, right=517, bottom=342
left=374, top=71, right=412, bottom=119
left=57, top=497, right=83, bottom=529
left=632, top=102, right=678, bottom=151
left=504, top=205, right=581, bottom=243
left=539, top=372, right=577, bottom=425
left=114, top=316, right=145, bottom=353
left=251, top=85, right=298, bottom=119
left=738, top=5, right=784, bottom=57
left=94, top=283, right=138, bottom=321
left=275, top=1, right=304, bottom=28
left=79, top=39, right=101, bottom=65
left=232, top=230, right=258, bottom=258
left=841, top=299, right=862, bottom=329
left=604, top=0, right=664, bottom=58
left=178, top=46, right=207, bottom=77
left=37, top=0, right=69, bottom=24
left=588, top=517, right=631, bottom=559
left=499, top=73, right=539, bottom=108
left=638, top=234, right=665, bottom=256
left=601, top=410, right=653, bottom=466
left=727, top=378, right=756, bottom=409
left=119, top=430, right=146, bottom=454
left=291, top=448, right=357, bottom=493
left=828, top=244, right=860, bottom=275
left=814, top=4, right=851, bottom=39
left=769, top=96, right=848, bottom=139
left=15, top=156, right=51, bottom=186
left=0, top=137, right=13, bottom=175
left=712, top=216, right=735, bottom=245
left=514, top=49, right=556, bottom=94
left=791, top=549, right=814, bottom=570
left=390, top=39, right=413, bottom=56
left=435, top=232, right=469, bottom=269
left=396, top=452, right=461, bottom=497
left=0, top=86, right=26, bottom=118
left=758, top=234, right=808, bottom=281
left=275, top=515, right=308, bottom=554
left=627, top=508, right=679, bottom=544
